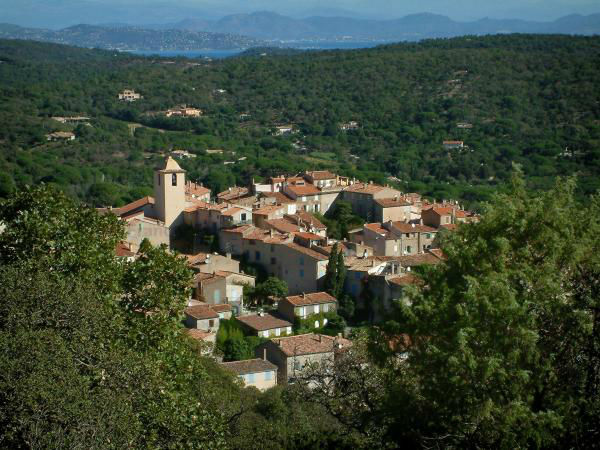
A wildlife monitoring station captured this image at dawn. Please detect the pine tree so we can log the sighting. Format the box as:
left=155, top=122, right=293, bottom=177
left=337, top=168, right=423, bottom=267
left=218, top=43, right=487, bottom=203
left=324, top=243, right=339, bottom=296
left=335, top=248, right=347, bottom=298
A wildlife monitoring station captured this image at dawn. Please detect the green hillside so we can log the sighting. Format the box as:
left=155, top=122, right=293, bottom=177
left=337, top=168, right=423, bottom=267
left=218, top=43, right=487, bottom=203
left=0, top=35, right=599, bottom=205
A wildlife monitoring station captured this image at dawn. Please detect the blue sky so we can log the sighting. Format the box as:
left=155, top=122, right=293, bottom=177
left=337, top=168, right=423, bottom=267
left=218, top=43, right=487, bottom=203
left=1, top=0, right=598, bottom=28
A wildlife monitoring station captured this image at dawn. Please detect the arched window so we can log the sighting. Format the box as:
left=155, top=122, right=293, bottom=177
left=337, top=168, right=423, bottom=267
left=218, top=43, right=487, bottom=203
left=171, top=173, right=177, bottom=186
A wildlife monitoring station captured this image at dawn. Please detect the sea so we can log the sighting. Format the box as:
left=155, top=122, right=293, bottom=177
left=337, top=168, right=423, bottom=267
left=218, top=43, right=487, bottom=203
left=129, top=41, right=387, bottom=59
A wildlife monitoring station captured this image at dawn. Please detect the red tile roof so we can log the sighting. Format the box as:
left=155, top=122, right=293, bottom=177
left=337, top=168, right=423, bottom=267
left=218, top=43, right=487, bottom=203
left=391, top=222, right=436, bottom=233
left=305, top=170, right=337, bottom=180
left=294, top=232, right=325, bottom=241
left=184, top=305, right=219, bottom=320
left=283, top=292, right=337, bottom=307
left=184, top=329, right=215, bottom=341
left=211, top=304, right=232, bottom=313
left=286, top=184, right=321, bottom=196
left=186, top=182, right=210, bottom=197
left=374, top=197, right=412, bottom=208
left=115, top=242, right=135, bottom=258
left=345, top=183, right=385, bottom=195
left=220, top=358, right=277, bottom=375
left=365, top=223, right=389, bottom=236
left=253, top=205, right=284, bottom=216
left=270, top=333, right=352, bottom=357
left=439, top=224, right=458, bottom=231
left=286, top=212, right=326, bottom=230
left=284, top=242, right=329, bottom=261
left=236, top=313, right=292, bottom=331
left=260, top=192, right=295, bottom=204
left=265, top=219, right=300, bottom=234
left=114, top=196, right=154, bottom=217
left=388, top=273, right=424, bottom=287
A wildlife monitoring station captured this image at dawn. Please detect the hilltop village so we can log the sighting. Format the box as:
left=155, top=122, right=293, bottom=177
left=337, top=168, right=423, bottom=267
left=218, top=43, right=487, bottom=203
left=102, top=156, right=479, bottom=389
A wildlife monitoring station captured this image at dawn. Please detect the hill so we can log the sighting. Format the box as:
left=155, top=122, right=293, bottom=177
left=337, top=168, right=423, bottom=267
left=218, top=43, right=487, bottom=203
left=169, top=11, right=600, bottom=41
left=0, top=23, right=264, bottom=51
left=0, top=35, right=599, bottom=207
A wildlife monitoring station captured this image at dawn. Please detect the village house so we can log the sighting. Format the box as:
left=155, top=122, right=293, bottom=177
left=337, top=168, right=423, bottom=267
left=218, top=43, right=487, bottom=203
left=184, top=202, right=252, bottom=233
left=115, top=241, right=136, bottom=261
left=171, top=149, right=197, bottom=159
left=118, top=89, right=141, bottom=101
left=256, top=333, right=351, bottom=385
left=443, top=140, right=464, bottom=150
left=273, top=125, right=294, bottom=135
left=186, top=252, right=240, bottom=274
left=340, top=121, right=359, bottom=131
left=220, top=358, right=278, bottom=391
left=278, top=292, right=338, bottom=328
left=186, top=181, right=211, bottom=203
left=252, top=205, right=287, bottom=228
left=349, top=221, right=437, bottom=257
left=217, top=186, right=250, bottom=204
left=184, top=328, right=217, bottom=355
left=192, top=271, right=254, bottom=315
left=235, top=312, right=293, bottom=338
left=373, top=196, right=413, bottom=223
left=46, top=131, right=75, bottom=141
left=342, top=182, right=403, bottom=220
left=184, top=304, right=222, bottom=332
left=165, top=105, right=202, bottom=118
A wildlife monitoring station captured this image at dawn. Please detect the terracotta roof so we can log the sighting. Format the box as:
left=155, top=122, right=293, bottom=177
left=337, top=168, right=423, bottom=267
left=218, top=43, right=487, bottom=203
left=266, top=219, right=300, bottom=234
left=186, top=181, right=210, bottom=197
left=395, top=254, right=442, bottom=266
left=269, top=333, right=352, bottom=357
left=211, top=304, right=232, bottom=313
left=391, top=222, right=436, bottom=233
left=388, top=273, right=424, bottom=287
left=439, top=224, right=458, bottom=231
left=284, top=292, right=337, bottom=307
left=284, top=242, right=329, bottom=261
left=374, top=197, right=412, bottom=208
left=345, top=183, right=385, bottom=195
left=221, top=207, right=245, bottom=217
left=115, top=242, right=135, bottom=258
left=253, top=205, right=284, bottom=216
left=184, top=329, right=215, bottom=341
left=443, top=140, right=464, bottom=145
left=305, top=170, right=336, bottom=180
left=260, top=191, right=295, bottom=204
left=184, top=305, right=219, bottom=320
left=113, top=196, right=154, bottom=217
left=285, top=184, right=321, bottom=196
left=286, top=212, right=326, bottom=230
left=221, top=225, right=254, bottom=235
left=186, top=253, right=209, bottom=265
left=365, top=223, right=389, bottom=236
left=294, top=232, right=325, bottom=241
left=218, top=187, right=249, bottom=201
left=236, top=313, right=292, bottom=331
left=220, top=358, right=277, bottom=375
left=431, top=207, right=454, bottom=216
left=428, top=248, right=446, bottom=260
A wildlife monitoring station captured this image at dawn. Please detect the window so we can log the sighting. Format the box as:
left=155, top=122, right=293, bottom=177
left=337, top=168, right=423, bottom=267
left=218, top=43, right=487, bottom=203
left=446, top=216, right=450, bottom=224
left=271, top=257, right=276, bottom=265
left=275, top=328, right=281, bottom=336
left=172, top=173, right=177, bottom=186
left=246, top=373, right=255, bottom=384
left=323, top=318, right=328, bottom=326
left=299, top=307, right=306, bottom=318
left=323, top=304, right=329, bottom=312
left=241, top=213, right=247, bottom=221
left=406, top=246, right=412, bottom=254
left=301, top=196, right=307, bottom=202
left=286, top=326, right=292, bottom=334
left=213, top=289, right=221, bottom=303
left=314, top=320, right=320, bottom=328
left=405, top=233, right=410, bottom=238
left=264, top=371, right=273, bottom=381
left=300, top=269, right=304, bottom=278
left=394, top=245, right=398, bottom=253
left=209, top=319, right=215, bottom=327
left=255, top=251, right=261, bottom=261
left=314, top=304, right=320, bottom=314
left=249, top=240, right=256, bottom=246
left=426, top=233, right=432, bottom=239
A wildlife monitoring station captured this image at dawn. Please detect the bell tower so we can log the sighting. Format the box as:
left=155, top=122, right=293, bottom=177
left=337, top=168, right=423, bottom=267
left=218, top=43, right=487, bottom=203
left=154, top=156, right=186, bottom=229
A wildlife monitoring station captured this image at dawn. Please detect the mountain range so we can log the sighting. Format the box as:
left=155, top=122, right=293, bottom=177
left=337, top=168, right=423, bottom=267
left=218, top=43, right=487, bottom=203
left=160, top=11, right=600, bottom=41
left=0, top=23, right=264, bottom=51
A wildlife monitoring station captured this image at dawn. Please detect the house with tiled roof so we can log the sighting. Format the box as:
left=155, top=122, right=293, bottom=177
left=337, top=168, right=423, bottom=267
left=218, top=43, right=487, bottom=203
left=184, top=328, right=217, bottom=355
left=255, top=333, right=351, bottom=385
left=185, top=252, right=240, bottom=275
left=192, top=270, right=255, bottom=315
left=342, top=182, right=402, bottom=219
left=350, top=221, right=437, bottom=257
left=235, top=312, right=293, bottom=338
left=184, top=304, right=221, bottom=331
left=220, top=358, right=278, bottom=391
left=278, top=292, right=338, bottom=324
left=185, top=181, right=211, bottom=203
left=217, top=186, right=250, bottom=203
left=373, top=196, right=413, bottom=223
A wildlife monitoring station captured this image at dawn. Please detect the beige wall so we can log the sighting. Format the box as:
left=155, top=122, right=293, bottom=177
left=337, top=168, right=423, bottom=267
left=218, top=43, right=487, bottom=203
left=125, top=219, right=170, bottom=248
left=238, top=370, right=277, bottom=391
left=375, top=204, right=412, bottom=223
left=185, top=315, right=219, bottom=332
left=154, top=170, right=186, bottom=230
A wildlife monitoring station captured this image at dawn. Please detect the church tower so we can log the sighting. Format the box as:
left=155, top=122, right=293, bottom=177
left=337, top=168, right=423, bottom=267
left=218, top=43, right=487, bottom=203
left=154, top=156, right=186, bottom=229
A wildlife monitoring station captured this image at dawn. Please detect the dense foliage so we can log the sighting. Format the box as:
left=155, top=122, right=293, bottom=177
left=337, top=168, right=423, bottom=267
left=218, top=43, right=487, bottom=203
left=1, top=35, right=599, bottom=208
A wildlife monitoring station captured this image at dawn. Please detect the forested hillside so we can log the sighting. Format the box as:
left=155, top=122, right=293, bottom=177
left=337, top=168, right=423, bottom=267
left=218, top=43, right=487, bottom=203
left=0, top=35, right=599, bottom=206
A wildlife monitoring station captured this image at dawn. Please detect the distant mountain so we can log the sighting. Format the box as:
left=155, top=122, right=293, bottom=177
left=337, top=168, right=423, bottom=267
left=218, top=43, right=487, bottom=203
left=0, top=23, right=265, bottom=51
left=165, top=11, right=600, bottom=41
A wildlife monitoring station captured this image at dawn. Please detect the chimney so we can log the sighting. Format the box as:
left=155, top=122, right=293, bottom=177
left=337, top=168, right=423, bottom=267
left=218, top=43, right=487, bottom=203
left=226, top=252, right=232, bottom=259
left=263, top=348, right=267, bottom=361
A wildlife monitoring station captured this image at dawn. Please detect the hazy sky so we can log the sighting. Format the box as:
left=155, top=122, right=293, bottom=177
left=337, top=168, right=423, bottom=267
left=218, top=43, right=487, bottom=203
left=2, top=0, right=599, bottom=28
